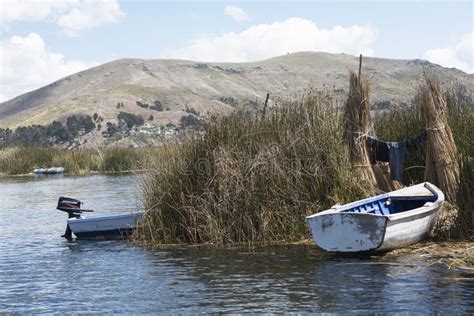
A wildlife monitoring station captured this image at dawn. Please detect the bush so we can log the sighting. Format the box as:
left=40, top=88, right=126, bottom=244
left=150, top=100, right=164, bottom=111
left=105, top=122, right=119, bottom=137
left=180, top=114, right=200, bottom=127
left=136, top=101, right=149, bottom=109
left=185, top=106, right=200, bottom=116
left=118, top=112, right=144, bottom=129
left=219, top=96, right=237, bottom=107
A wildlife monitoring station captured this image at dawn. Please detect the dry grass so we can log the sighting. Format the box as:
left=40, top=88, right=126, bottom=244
left=137, top=76, right=473, bottom=245
left=136, top=89, right=374, bottom=245
left=388, top=242, right=474, bottom=272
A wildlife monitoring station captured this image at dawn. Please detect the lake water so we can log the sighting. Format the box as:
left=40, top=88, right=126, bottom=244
left=1, top=174, right=473, bottom=313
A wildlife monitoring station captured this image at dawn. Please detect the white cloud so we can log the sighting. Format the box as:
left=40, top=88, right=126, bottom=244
left=163, top=17, right=376, bottom=62
left=0, top=0, right=78, bottom=23
left=58, top=0, right=125, bottom=36
left=0, top=33, right=97, bottom=102
left=224, top=5, right=249, bottom=22
left=0, top=0, right=124, bottom=36
left=424, top=32, right=473, bottom=73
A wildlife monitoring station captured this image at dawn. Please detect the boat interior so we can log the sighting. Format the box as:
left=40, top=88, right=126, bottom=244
left=340, top=194, right=438, bottom=216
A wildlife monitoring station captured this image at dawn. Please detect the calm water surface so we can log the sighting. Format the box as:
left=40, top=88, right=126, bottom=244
left=0, top=174, right=473, bottom=313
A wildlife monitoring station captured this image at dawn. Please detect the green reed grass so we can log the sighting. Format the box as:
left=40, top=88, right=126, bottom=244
left=0, top=146, right=157, bottom=175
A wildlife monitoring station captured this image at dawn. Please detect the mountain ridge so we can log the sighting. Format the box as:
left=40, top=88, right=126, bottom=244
left=1, top=51, right=473, bottom=130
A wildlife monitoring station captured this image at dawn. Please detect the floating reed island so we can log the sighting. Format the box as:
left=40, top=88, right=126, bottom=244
left=136, top=72, right=473, bottom=246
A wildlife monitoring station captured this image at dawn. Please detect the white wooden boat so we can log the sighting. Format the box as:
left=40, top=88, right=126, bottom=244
left=56, top=197, right=144, bottom=239
left=306, top=182, right=444, bottom=253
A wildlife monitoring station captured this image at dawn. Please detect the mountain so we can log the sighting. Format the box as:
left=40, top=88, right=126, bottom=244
left=1, top=52, right=473, bottom=132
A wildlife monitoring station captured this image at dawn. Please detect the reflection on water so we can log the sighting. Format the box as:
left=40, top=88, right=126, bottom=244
left=0, top=175, right=473, bottom=313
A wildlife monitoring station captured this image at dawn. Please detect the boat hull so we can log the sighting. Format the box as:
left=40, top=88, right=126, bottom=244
left=378, top=204, right=440, bottom=251
left=306, top=182, right=444, bottom=253
left=68, top=212, right=144, bottom=239
left=34, top=167, right=64, bottom=174
left=307, top=213, right=387, bottom=252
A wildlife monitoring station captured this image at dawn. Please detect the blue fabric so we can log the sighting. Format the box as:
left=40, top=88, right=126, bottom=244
left=387, top=142, right=407, bottom=181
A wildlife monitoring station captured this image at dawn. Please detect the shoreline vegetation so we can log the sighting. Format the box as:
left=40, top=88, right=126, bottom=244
left=135, top=74, right=473, bottom=246
left=0, top=147, right=161, bottom=176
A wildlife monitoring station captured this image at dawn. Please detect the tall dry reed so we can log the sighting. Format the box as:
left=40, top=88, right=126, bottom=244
left=137, top=90, right=374, bottom=245
left=343, top=71, right=378, bottom=187
left=422, top=74, right=460, bottom=203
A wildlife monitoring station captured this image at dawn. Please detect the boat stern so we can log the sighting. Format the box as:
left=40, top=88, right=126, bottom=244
left=306, top=212, right=388, bottom=252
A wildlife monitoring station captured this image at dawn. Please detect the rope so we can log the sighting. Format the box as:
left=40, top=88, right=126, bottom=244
left=403, top=166, right=426, bottom=171
left=426, top=124, right=446, bottom=131
left=354, top=164, right=372, bottom=168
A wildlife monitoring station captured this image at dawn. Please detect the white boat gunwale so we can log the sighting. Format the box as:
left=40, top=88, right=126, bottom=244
left=67, top=211, right=145, bottom=224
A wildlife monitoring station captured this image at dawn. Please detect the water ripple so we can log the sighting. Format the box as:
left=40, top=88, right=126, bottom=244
left=1, top=175, right=473, bottom=313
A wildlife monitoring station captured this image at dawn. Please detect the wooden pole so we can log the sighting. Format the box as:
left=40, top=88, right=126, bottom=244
left=262, top=93, right=270, bottom=119
left=358, top=54, right=363, bottom=80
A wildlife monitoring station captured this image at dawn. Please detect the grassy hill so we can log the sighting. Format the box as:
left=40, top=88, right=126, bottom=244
left=1, top=51, right=473, bottom=133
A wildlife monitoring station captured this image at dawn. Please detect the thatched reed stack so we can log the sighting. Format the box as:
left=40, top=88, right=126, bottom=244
left=421, top=74, right=460, bottom=203
left=343, top=71, right=377, bottom=187
left=343, top=71, right=399, bottom=192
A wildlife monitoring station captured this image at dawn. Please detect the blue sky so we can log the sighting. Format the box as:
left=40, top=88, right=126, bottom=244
left=1, top=0, right=473, bottom=101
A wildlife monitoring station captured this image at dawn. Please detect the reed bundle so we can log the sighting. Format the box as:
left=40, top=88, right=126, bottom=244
left=343, top=71, right=398, bottom=192
left=421, top=74, right=460, bottom=203
left=343, top=71, right=377, bottom=187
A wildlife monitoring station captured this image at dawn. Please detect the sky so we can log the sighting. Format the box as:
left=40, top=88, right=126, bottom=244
left=0, top=0, right=473, bottom=102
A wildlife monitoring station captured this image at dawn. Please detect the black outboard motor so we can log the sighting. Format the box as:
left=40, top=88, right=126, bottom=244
left=57, top=197, right=93, bottom=240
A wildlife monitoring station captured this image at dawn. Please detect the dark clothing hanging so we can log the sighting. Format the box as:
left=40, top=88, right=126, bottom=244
left=405, top=131, right=428, bottom=151
left=367, top=137, right=389, bottom=163
left=387, top=142, right=407, bottom=181
left=366, top=131, right=427, bottom=181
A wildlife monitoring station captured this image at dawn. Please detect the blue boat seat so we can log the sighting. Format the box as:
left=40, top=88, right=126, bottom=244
left=341, top=195, right=436, bottom=216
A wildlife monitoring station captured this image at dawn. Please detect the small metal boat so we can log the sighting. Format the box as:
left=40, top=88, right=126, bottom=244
left=34, top=167, right=65, bottom=174
left=57, top=197, right=144, bottom=240
left=306, top=182, right=444, bottom=253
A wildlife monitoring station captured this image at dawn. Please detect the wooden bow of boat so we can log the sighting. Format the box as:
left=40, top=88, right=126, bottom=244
left=306, top=182, right=444, bottom=253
